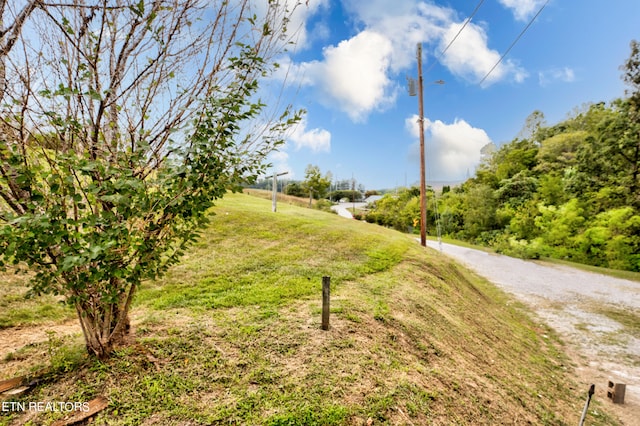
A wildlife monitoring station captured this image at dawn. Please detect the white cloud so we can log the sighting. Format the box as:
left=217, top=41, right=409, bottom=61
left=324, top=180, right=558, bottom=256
left=303, top=30, right=396, bottom=122
left=264, top=116, right=330, bottom=179
left=279, top=1, right=529, bottom=122
left=342, top=0, right=452, bottom=72
left=405, top=114, right=422, bottom=139
left=343, top=0, right=528, bottom=86
left=439, top=22, right=527, bottom=86
left=538, top=67, right=575, bottom=87
left=310, top=20, right=330, bottom=42
left=405, top=114, right=492, bottom=181
left=288, top=117, right=331, bottom=152
left=268, top=150, right=293, bottom=176
left=287, top=0, right=330, bottom=48
left=498, top=0, right=547, bottom=22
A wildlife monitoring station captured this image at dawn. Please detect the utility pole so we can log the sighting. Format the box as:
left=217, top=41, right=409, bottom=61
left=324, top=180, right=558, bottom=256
left=409, top=45, right=443, bottom=247
left=417, top=43, right=427, bottom=247
left=272, top=171, right=289, bottom=212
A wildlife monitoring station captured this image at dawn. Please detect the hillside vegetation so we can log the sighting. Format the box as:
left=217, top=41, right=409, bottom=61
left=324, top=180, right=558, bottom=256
left=366, top=42, right=640, bottom=273
left=0, top=193, right=617, bottom=425
left=367, top=101, right=640, bottom=273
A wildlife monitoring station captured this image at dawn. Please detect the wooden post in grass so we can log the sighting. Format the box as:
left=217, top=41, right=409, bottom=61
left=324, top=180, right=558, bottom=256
left=322, top=276, right=330, bottom=330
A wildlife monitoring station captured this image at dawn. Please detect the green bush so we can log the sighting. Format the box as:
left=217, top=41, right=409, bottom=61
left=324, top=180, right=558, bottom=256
left=494, top=235, right=542, bottom=260
left=314, top=199, right=334, bottom=212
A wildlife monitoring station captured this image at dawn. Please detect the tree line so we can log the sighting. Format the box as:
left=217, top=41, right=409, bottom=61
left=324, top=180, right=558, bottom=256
left=248, top=164, right=371, bottom=204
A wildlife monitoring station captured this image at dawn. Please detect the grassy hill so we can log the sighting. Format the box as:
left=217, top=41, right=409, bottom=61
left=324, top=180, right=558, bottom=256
left=0, top=192, right=618, bottom=425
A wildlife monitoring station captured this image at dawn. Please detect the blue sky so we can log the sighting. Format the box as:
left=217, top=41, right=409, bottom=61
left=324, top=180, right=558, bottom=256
left=265, top=0, right=640, bottom=190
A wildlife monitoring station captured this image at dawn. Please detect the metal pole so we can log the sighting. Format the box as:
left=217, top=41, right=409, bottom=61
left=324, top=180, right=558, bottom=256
left=417, top=43, right=427, bottom=247
left=579, top=384, right=595, bottom=426
left=271, top=171, right=288, bottom=212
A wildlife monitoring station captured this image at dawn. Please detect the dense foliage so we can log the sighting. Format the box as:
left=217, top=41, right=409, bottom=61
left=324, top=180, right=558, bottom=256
left=365, top=186, right=438, bottom=234
left=367, top=99, right=640, bottom=271
left=438, top=97, right=640, bottom=271
left=366, top=41, right=640, bottom=272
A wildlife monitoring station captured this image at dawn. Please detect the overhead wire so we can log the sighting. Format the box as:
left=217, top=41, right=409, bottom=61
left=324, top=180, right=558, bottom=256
left=478, top=0, right=550, bottom=86
left=425, top=0, right=486, bottom=75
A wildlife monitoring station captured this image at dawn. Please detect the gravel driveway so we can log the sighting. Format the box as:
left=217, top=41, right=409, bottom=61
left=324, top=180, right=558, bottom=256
left=426, top=240, right=640, bottom=424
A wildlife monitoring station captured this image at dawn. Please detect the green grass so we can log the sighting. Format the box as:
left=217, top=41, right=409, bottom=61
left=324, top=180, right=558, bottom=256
left=0, top=273, right=74, bottom=329
left=135, top=194, right=408, bottom=312
left=0, top=193, right=621, bottom=425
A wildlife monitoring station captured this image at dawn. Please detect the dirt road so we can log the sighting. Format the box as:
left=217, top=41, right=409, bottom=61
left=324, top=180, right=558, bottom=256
left=426, top=240, right=640, bottom=424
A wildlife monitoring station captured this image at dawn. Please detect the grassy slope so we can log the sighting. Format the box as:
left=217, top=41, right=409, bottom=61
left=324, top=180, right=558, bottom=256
left=0, top=193, right=618, bottom=425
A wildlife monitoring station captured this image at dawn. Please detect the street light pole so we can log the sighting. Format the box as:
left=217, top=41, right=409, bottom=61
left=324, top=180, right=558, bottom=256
left=417, top=43, right=427, bottom=247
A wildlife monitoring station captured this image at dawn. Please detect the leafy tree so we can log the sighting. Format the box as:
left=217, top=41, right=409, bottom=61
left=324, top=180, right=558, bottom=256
left=495, top=170, right=538, bottom=207
left=535, top=131, right=587, bottom=173
left=364, top=187, right=430, bottom=233
left=0, top=0, right=300, bottom=358
left=431, top=44, right=640, bottom=271
left=284, top=181, right=305, bottom=198
left=570, top=101, right=638, bottom=210
left=573, top=207, right=640, bottom=270
left=439, top=189, right=464, bottom=235
left=302, top=165, right=331, bottom=206
left=597, top=99, right=640, bottom=207
left=493, top=139, right=539, bottom=181
left=589, top=39, right=640, bottom=208
left=536, top=173, right=567, bottom=206
left=516, top=110, right=546, bottom=142
left=534, top=199, right=586, bottom=256
left=505, top=200, right=540, bottom=241
left=462, top=184, right=498, bottom=240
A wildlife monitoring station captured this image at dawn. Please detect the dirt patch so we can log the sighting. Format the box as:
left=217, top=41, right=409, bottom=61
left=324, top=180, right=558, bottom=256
left=431, top=241, right=640, bottom=425
left=0, top=321, right=81, bottom=360
left=0, top=320, right=82, bottom=381
left=0, top=310, right=162, bottom=380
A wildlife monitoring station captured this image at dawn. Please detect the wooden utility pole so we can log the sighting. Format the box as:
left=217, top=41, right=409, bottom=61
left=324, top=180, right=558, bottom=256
left=272, top=171, right=289, bottom=212
left=417, top=43, right=427, bottom=247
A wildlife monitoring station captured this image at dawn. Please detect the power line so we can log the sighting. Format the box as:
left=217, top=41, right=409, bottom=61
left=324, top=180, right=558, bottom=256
left=425, top=0, right=486, bottom=75
left=478, top=0, right=550, bottom=86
